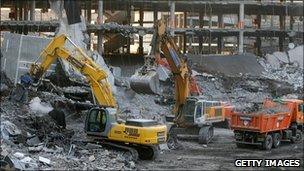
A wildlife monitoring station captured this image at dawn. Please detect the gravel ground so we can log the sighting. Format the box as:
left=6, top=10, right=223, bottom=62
left=137, top=128, right=303, bottom=170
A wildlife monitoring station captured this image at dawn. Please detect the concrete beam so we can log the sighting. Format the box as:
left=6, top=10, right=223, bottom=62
left=169, top=1, right=175, bottom=28
left=199, top=11, right=204, bottom=53
left=97, top=0, right=103, bottom=55
left=138, top=7, right=144, bottom=54
left=30, top=0, right=35, bottom=21
left=238, top=2, right=244, bottom=54
left=183, top=12, right=187, bottom=53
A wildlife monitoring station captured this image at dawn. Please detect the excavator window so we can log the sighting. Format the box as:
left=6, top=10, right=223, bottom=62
left=195, top=102, right=202, bottom=118
left=87, top=109, right=107, bottom=133
left=182, top=99, right=196, bottom=123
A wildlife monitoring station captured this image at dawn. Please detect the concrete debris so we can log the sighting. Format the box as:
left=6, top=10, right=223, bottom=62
left=188, top=53, right=265, bottom=77
left=28, top=145, right=44, bottom=152
left=26, top=136, right=41, bottom=146
left=39, top=156, right=51, bottom=165
left=265, top=45, right=303, bottom=69
left=0, top=33, right=52, bottom=84
left=88, top=155, right=95, bottom=162
left=13, top=152, right=25, bottom=159
left=48, top=109, right=66, bottom=129
left=29, top=97, right=53, bottom=115
left=157, top=66, right=170, bottom=81
left=49, top=0, right=116, bottom=94
left=0, top=71, right=12, bottom=96
left=1, top=120, right=21, bottom=140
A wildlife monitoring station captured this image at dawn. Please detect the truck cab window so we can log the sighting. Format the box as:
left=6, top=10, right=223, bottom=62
left=299, top=104, right=304, bottom=112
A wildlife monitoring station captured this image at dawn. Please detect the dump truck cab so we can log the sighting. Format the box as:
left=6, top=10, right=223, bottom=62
left=296, top=102, right=304, bottom=124
left=281, top=99, right=304, bottom=125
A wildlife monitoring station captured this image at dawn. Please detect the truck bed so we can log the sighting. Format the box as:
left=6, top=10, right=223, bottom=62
left=230, top=106, right=292, bottom=133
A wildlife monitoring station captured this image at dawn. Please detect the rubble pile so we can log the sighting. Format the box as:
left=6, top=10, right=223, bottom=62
left=115, top=86, right=171, bottom=123
left=195, top=46, right=303, bottom=112
left=0, top=92, right=136, bottom=170
left=259, top=45, right=303, bottom=91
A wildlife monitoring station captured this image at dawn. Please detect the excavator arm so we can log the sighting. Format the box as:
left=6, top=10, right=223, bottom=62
left=155, top=20, right=190, bottom=115
left=29, top=34, right=116, bottom=108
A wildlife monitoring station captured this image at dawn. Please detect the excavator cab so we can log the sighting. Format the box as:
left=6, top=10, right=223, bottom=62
left=178, top=98, right=225, bottom=126
left=85, top=107, right=117, bottom=137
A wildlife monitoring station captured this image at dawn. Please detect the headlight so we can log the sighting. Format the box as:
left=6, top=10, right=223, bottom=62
left=243, top=120, right=249, bottom=126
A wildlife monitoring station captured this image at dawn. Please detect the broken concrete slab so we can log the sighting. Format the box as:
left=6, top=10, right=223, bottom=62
left=188, top=53, right=265, bottom=77
left=156, top=66, right=170, bottom=82
left=29, top=97, right=53, bottom=115
left=28, top=145, right=44, bottom=153
left=39, top=156, right=51, bottom=165
left=26, top=136, right=41, bottom=146
left=89, top=155, right=95, bottom=162
left=265, top=45, right=303, bottom=69
left=13, top=152, right=25, bottom=159
left=1, top=121, right=21, bottom=140
left=0, top=33, right=52, bottom=85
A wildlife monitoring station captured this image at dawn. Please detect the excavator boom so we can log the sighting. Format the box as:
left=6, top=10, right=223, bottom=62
left=30, top=34, right=116, bottom=108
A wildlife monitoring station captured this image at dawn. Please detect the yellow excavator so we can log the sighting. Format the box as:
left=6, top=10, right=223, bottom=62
left=24, top=34, right=167, bottom=160
left=131, top=20, right=234, bottom=147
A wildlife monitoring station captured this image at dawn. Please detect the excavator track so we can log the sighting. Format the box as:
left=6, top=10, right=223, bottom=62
left=101, top=140, right=159, bottom=160
left=76, top=137, right=159, bottom=161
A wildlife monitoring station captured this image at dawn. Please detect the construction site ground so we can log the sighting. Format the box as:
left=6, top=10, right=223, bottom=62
left=138, top=128, right=304, bottom=170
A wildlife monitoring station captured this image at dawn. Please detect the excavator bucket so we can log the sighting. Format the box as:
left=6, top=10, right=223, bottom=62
left=130, top=70, right=160, bottom=94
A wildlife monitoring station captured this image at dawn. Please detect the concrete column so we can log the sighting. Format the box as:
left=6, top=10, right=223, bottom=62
left=18, top=1, right=23, bottom=21
left=97, top=0, right=103, bottom=55
left=138, top=8, right=144, bottom=55
left=30, top=0, right=35, bottom=21
left=279, top=35, right=284, bottom=51
left=279, top=4, right=286, bottom=51
left=23, top=1, right=28, bottom=21
left=86, top=0, right=92, bottom=50
left=208, top=11, right=212, bottom=53
left=238, top=2, right=244, bottom=54
left=86, top=0, right=92, bottom=23
left=169, top=1, right=175, bottom=28
left=199, top=11, right=204, bottom=53
left=256, top=14, right=262, bottom=56
left=289, top=0, right=294, bottom=42
left=126, top=5, right=132, bottom=53
left=279, top=15, right=286, bottom=30
left=153, top=9, right=158, bottom=22
left=14, top=1, right=18, bottom=20
left=217, top=13, right=223, bottom=54
left=217, top=36, right=222, bottom=54
left=218, top=13, right=223, bottom=28
left=183, top=12, right=187, bottom=53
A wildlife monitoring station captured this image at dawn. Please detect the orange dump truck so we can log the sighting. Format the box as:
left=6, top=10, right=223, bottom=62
left=230, top=99, right=303, bottom=150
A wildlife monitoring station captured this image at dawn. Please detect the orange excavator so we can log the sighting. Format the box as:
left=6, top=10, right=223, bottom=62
left=130, top=19, right=234, bottom=147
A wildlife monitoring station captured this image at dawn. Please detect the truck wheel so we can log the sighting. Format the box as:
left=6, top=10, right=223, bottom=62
left=291, top=130, right=303, bottom=143
left=236, top=142, right=246, bottom=148
left=272, top=133, right=281, bottom=148
left=262, top=134, right=273, bottom=150
left=198, top=126, right=214, bottom=144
